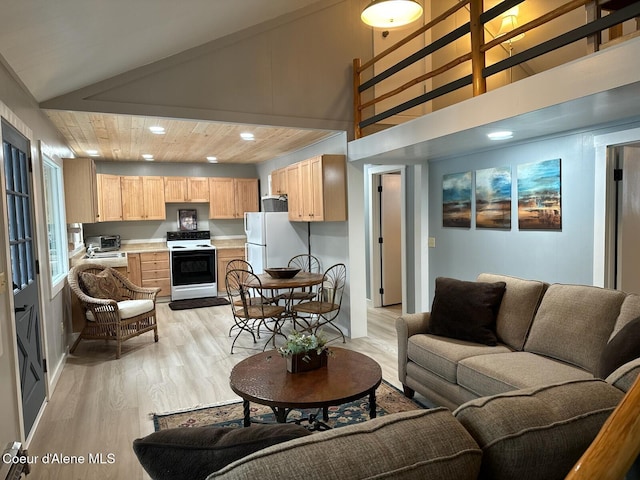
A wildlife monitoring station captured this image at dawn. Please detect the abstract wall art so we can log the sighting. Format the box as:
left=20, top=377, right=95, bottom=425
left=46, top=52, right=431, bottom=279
left=475, top=166, right=512, bottom=229
left=443, top=171, right=472, bottom=228
left=517, top=158, right=562, bottom=230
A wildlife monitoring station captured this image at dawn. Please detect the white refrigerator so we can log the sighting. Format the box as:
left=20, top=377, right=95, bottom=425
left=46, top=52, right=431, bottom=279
left=244, top=212, right=308, bottom=274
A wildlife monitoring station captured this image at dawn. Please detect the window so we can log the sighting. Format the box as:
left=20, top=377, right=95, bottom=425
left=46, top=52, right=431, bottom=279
left=42, top=152, right=68, bottom=296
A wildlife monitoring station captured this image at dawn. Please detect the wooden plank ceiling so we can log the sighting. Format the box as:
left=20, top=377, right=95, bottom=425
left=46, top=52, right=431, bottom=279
left=46, top=110, right=338, bottom=164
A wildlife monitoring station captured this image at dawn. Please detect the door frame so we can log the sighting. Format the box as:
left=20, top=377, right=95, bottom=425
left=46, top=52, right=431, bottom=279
left=367, top=165, right=406, bottom=309
left=0, top=108, right=50, bottom=442
left=594, top=127, right=640, bottom=288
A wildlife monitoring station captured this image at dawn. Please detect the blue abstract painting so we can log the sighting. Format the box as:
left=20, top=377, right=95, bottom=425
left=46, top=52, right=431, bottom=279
left=517, top=159, right=561, bottom=230
left=476, top=166, right=511, bottom=229
left=443, top=171, right=472, bottom=228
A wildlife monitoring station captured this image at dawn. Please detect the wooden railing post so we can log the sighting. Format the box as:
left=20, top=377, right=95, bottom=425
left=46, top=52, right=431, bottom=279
left=470, top=0, right=486, bottom=96
left=353, top=58, right=362, bottom=139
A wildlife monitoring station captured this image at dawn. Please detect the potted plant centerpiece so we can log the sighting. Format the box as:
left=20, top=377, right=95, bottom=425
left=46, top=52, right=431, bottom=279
left=278, top=331, right=331, bottom=373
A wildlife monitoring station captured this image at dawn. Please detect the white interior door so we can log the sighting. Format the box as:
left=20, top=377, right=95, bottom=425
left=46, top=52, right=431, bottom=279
left=380, top=174, right=402, bottom=306
left=617, top=145, right=640, bottom=294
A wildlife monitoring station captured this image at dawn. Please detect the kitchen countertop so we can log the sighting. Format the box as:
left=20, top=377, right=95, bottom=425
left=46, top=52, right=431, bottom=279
left=69, top=237, right=246, bottom=268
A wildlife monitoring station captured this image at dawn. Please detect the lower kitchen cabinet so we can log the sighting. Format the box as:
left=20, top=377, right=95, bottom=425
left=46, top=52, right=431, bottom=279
left=217, top=247, right=245, bottom=293
left=128, top=251, right=170, bottom=297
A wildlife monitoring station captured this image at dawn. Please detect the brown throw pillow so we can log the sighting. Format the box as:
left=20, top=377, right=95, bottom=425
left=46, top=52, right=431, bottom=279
left=597, top=316, right=640, bottom=378
left=79, top=269, right=122, bottom=301
left=428, top=277, right=506, bottom=346
left=133, top=424, right=312, bottom=480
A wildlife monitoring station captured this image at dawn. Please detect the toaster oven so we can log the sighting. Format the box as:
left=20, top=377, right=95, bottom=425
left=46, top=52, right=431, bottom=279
left=85, top=235, right=121, bottom=252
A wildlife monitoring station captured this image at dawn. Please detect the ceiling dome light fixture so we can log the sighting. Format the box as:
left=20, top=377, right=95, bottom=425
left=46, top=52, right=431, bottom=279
left=361, top=0, right=423, bottom=29
left=206, top=156, right=218, bottom=163
left=149, top=126, right=165, bottom=135
left=240, top=132, right=255, bottom=141
left=487, top=131, right=513, bottom=141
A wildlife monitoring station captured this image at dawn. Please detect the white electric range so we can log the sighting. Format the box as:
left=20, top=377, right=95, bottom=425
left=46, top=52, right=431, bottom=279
left=166, top=230, right=217, bottom=301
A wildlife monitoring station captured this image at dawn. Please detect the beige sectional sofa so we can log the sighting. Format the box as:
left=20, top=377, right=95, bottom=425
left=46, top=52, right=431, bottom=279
left=397, top=273, right=640, bottom=410
left=135, top=378, right=628, bottom=479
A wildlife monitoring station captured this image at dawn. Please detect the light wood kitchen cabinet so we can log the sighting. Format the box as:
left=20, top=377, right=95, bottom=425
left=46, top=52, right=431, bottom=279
left=121, top=176, right=166, bottom=220
left=127, top=253, right=142, bottom=287
left=290, top=155, right=347, bottom=222
left=164, top=176, right=209, bottom=202
left=139, top=251, right=170, bottom=297
left=97, top=174, right=123, bottom=222
left=63, top=157, right=99, bottom=223
left=216, top=247, right=245, bottom=293
left=142, top=176, right=166, bottom=220
left=270, top=168, right=287, bottom=195
left=208, top=177, right=259, bottom=219
left=286, top=163, right=303, bottom=221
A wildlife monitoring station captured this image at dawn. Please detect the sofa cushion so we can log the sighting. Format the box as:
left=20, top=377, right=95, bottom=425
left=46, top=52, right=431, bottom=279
left=209, top=409, right=482, bottom=480
left=428, top=277, right=506, bottom=346
left=408, top=334, right=512, bottom=383
left=133, top=423, right=312, bottom=480
left=454, top=379, right=624, bottom=480
left=597, top=316, right=640, bottom=379
left=611, top=293, right=640, bottom=340
left=457, top=352, right=593, bottom=398
left=524, top=283, right=626, bottom=373
left=477, top=273, right=547, bottom=351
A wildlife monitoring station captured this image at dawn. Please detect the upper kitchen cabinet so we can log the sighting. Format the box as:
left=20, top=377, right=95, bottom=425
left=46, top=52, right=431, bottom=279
left=63, top=157, right=99, bottom=223
left=286, top=163, right=303, bottom=221
left=290, top=155, right=347, bottom=222
left=164, top=176, right=209, bottom=203
left=270, top=167, right=288, bottom=195
left=121, top=176, right=166, bottom=220
left=209, top=177, right=259, bottom=219
left=97, top=174, right=123, bottom=222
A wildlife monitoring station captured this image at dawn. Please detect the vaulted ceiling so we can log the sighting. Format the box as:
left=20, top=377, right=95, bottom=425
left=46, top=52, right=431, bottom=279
left=0, top=0, right=337, bottom=163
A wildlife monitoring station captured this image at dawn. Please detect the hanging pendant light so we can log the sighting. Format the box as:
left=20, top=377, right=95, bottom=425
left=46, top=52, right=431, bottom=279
left=361, top=0, right=423, bottom=29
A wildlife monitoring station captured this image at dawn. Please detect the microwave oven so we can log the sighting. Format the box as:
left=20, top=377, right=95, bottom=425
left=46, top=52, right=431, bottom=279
left=85, top=235, right=121, bottom=252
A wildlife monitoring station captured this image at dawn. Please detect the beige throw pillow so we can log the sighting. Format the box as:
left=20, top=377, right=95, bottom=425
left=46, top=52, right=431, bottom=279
left=80, top=269, right=122, bottom=301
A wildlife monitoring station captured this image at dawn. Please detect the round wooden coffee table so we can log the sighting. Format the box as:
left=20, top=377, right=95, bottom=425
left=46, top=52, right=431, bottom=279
left=229, top=347, right=382, bottom=427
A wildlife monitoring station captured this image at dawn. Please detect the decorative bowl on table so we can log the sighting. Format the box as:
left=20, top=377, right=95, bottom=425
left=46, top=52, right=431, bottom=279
left=265, top=267, right=300, bottom=279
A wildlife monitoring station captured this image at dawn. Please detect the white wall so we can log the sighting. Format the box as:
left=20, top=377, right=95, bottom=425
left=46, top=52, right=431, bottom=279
left=426, top=120, right=640, bottom=304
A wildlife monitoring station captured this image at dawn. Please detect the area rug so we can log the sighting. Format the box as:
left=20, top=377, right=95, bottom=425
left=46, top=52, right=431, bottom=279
left=168, top=296, right=230, bottom=310
left=153, top=380, right=424, bottom=431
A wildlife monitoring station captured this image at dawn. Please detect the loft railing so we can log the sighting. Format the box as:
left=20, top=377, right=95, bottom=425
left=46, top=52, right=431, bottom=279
left=353, top=0, right=640, bottom=139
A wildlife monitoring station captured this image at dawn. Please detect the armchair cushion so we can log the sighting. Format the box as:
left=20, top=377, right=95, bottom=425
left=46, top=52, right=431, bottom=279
left=133, top=424, right=312, bottom=480
left=428, top=277, right=506, bottom=346
left=80, top=269, right=124, bottom=301
left=86, top=299, right=154, bottom=321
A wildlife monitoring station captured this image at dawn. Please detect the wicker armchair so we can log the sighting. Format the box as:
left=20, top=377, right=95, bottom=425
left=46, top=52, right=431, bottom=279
left=68, top=263, right=160, bottom=359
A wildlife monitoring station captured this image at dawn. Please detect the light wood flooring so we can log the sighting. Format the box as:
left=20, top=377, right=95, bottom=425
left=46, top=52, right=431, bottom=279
left=26, top=302, right=411, bottom=479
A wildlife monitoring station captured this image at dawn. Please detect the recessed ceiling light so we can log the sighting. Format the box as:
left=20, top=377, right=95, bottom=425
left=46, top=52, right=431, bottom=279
left=86, top=149, right=99, bottom=156
left=487, top=130, right=513, bottom=141
left=149, top=126, right=165, bottom=135
left=240, top=132, right=255, bottom=141
left=206, top=156, right=218, bottom=163
left=142, top=154, right=154, bottom=161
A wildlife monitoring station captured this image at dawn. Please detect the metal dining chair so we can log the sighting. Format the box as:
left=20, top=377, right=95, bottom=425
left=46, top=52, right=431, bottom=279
left=225, top=268, right=287, bottom=353
left=286, top=254, right=321, bottom=302
left=291, top=263, right=347, bottom=343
